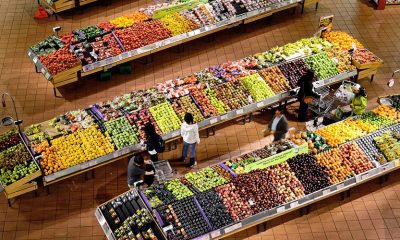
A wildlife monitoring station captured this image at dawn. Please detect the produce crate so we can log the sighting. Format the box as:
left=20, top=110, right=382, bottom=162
left=4, top=181, right=38, bottom=199
left=45, top=0, right=98, bottom=13
left=51, top=65, right=81, bottom=87
left=1, top=166, right=42, bottom=193
left=352, top=59, right=383, bottom=70
left=357, top=67, right=378, bottom=80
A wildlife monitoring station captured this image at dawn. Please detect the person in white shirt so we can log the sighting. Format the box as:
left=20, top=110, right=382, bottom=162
left=180, top=112, right=200, bottom=168
left=267, top=108, right=288, bottom=142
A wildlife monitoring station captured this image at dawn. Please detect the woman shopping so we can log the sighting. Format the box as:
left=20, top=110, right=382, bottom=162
left=144, top=122, right=164, bottom=162
left=180, top=113, right=200, bottom=168
left=350, top=84, right=367, bottom=115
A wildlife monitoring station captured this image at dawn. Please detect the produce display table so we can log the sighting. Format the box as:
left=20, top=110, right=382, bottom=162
left=4, top=31, right=380, bottom=198
left=29, top=0, right=303, bottom=95
left=39, top=0, right=104, bottom=14
left=95, top=118, right=400, bottom=240
left=301, top=0, right=319, bottom=13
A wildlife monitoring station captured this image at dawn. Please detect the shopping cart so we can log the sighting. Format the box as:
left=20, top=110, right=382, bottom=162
left=308, top=81, right=358, bottom=130
left=151, top=160, right=174, bottom=184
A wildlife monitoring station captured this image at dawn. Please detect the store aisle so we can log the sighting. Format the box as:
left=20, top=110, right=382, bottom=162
left=0, top=0, right=399, bottom=239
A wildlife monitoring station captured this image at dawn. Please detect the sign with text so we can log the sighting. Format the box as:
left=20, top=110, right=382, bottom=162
left=318, top=15, right=334, bottom=36
left=244, top=144, right=308, bottom=172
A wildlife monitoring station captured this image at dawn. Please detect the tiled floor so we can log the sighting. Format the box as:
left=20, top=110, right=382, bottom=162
left=0, top=0, right=399, bottom=239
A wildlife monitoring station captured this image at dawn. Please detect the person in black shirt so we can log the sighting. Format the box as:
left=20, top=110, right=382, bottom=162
left=297, top=70, right=320, bottom=121
left=127, top=155, right=154, bottom=189
left=144, top=122, right=161, bottom=162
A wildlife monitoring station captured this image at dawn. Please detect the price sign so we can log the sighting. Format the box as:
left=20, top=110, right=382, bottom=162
left=28, top=51, right=32, bottom=56
left=131, top=50, right=138, bottom=56
left=356, top=172, right=369, bottom=182
left=33, top=56, right=38, bottom=63
left=257, top=102, right=265, bottom=108
left=221, top=115, right=227, bottom=120
left=224, top=223, right=242, bottom=233
left=395, top=159, right=400, bottom=167
left=41, top=68, right=46, bottom=74
left=211, top=230, right=221, bottom=238
left=290, top=201, right=299, bottom=208
left=277, top=206, right=285, bottom=213
left=210, top=118, right=218, bottom=124
left=45, top=72, right=51, bottom=80
left=322, top=189, right=331, bottom=195
left=336, top=183, right=345, bottom=190
left=236, top=109, right=244, bottom=115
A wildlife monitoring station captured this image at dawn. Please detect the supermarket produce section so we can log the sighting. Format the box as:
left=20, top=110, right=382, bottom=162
left=2, top=30, right=385, bottom=192
left=28, top=0, right=304, bottom=88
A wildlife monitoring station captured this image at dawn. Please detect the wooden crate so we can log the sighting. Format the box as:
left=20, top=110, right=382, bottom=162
left=352, top=59, right=383, bottom=70
left=51, top=0, right=98, bottom=13
left=2, top=168, right=42, bottom=193
left=51, top=65, right=81, bottom=87
left=4, top=182, right=38, bottom=199
left=303, top=0, right=319, bottom=6
left=357, top=68, right=378, bottom=80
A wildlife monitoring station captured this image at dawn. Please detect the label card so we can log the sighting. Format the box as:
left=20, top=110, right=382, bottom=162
left=257, top=102, right=265, bottom=108
left=323, top=189, right=331, bottom=195
left=277, top=206, right=285, bottom=213
left=290, top=201, right=299, bottom=208
left=225, top=223, right=242, bottom=233
left=236, top=109, right=244, bottom=115
left=220, top=115, right=227, bottom=120
left=336, top=183, right=345, bottom=190
left=211, top=230, right=221, bottom=238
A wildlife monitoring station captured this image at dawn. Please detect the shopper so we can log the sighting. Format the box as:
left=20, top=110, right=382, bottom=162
left=350, top=84, right=367, bottom=115
left=297, top=70, right=320, bottom=121
left=127, top=154, right=155, bottom=189
left=267, top=108, right=289, bottom=142
left=144, top=122, right=164, bottom=162
left=180, top=113, right=200, bottom=168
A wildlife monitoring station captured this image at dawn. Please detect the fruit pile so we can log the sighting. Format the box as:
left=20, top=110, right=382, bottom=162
left=326, top=47, right=355, bottom=73
left=31, top=35, right=64, bottom=55
left=338, top=142, right=374, bottom=175
left=352, top=49, right=382, bottom=65
left=203, top=88, right=230, bottom=115
left=225, top=153, right=256, bottom=174
left=144, top=184, right=176, bottom=207
left=304, top=52, right=339, bottom=80
left=0, top=130, right=22, bottom=152
left=254, top=51, right=284, bottom=67
left=374, top=131, right=400, bottom=162
left=40, top=126, right=114, bottom=175
left=323, top=31, right=364, bottom=50
left=240, top=74, right=275, bottom=101
left=0, top=161, right=38, bottom=186
left=190, top=89, right=218, bottom=118
left=65, top=109, right=95, bottom=131
left=170, top=95, right=204, bottom=123
left=213, top=81, right=250, bottom=110
left=344, top=118, right=378, bottom=133
left=315, top=148, right=353, bottom=184
left=160, top=13, right=196, bottom=36
left=196, top=190, right=234, bottom=230
left=38, top=47, right=79, bottom=75
left=164, top=179, right=193, bottom=200
left=157, top=197, right=210, bottom=239
left=104, top=117, right=139, bottom=150
left=258, top=66, right=291, bottom=94
left=287, top=154, right=330, bottom=195
left=150, top=102, right=182, bottom=133
left=356, top=112, right=394, bottom=129
left=315, top=121, right=365, bottom=146
left=94, top=102, right=123, bottom=122
left=232, top=169, right=284, bottom=214
left=278, top=59, right=310, bottom=88
left=127, top=108, right=162, bottom=140
left=114, top=27, right=143, bottom=51
left=211, top=165, right=233, bottom=181
left=133, top=20, right=172, bottom=46
left=267, top=162, right=305, bottom=203
left=185, top=167, right=228, bottom=192
left=0, top=144, right=32, bottom=171
left=76, top=26, right=103, bottom=40
left=215, top=183, right=253, bottom=221
left=290, top=131, right=330, bottom=154
left=372, top=105, right=400, bottom=121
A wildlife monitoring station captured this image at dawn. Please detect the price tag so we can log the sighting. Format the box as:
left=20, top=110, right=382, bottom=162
left=198, top=235, right=210, bottom=240
left=290, top=201, right=299, bottom=208
left=336, top=183, right=345, bottom=190
left=277, top=206, right=285, bottom=213
left=28, top=51, right=32, bottom=56
left=236, top=109, right=244, bottom=115
left=265, top=7, right=271, bottom=11
left=45, top=72, right=51, bottom=80
left=356, top=172, right=369, bottom=182
left=257, top=102, right=265, bottom=108
left=194, top=29, right=201, bottom=35
left=395, top=159, right=400, bottom=167
left=221, top=115, right=227, bottom=120
left=131, top=50, right=138, bottom=56
left=211, top=230, right=221, bottom=238
left=224, top=223, right=242, bottom=233
left=113, top=152, right=120, bottom=158
left=33, top=56, right=38, bottom=63
left=171, top=131, right=180, bottom=137
left=41, top=68, right=46, bottom=74
left=210, top=118, right=218, bottom=124
left=323, top=189, right=331, bottom=195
